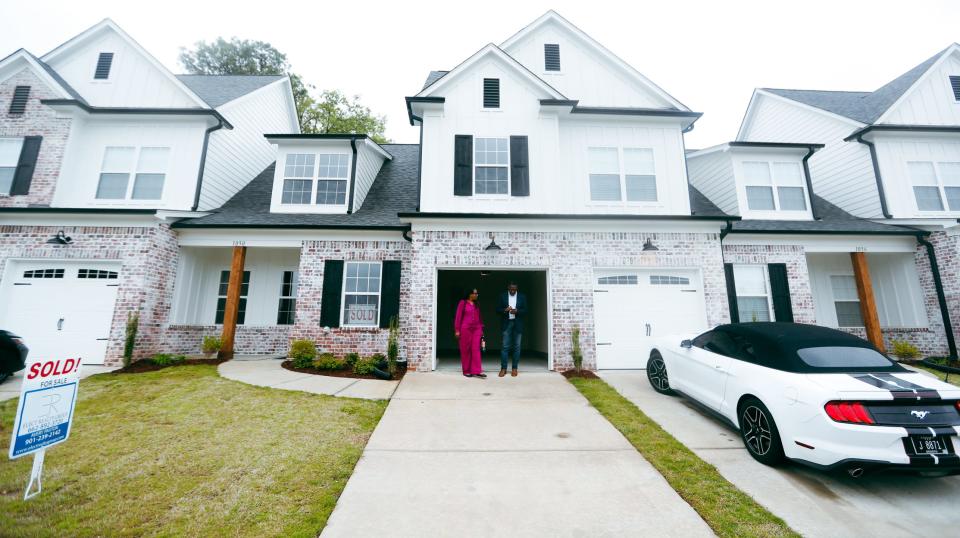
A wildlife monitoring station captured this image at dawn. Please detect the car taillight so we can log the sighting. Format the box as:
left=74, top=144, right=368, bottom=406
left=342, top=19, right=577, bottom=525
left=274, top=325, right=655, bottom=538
left=824, top=401, right=875, bottom=424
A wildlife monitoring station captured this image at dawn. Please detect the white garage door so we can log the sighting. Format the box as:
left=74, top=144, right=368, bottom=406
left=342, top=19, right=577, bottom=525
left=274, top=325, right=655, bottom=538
left=0, top=261, right=122, bottom=365
left=594, top=269, right=707, bottom=370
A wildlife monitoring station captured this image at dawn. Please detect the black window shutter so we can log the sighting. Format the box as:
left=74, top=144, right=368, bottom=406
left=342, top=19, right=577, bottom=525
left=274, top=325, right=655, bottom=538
left=723, top=263, right=740, bottom=324
left=767, top=263, right=794, bottom=323
left=951, top=76, right=960, bottom=101
left=509, top=135, right=529, bottom=196
left=379, top=260, right=402, bottom=329
left=483, top=78, right=500, bottom=108
left=319, top=260, right=344, bottom=328
left=454, top=135, right=473, bottom=196
left=10, top=136, right=42, bottom=196
left=94, top=52, right=114, bottom=79
left=544, top=44, right=561, bottom=71
left=9, top=86, right=30, bottom=114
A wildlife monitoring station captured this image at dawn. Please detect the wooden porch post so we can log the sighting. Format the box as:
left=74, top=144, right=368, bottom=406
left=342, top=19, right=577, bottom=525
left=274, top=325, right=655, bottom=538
left=850, top=252, right=885, bottom=353
left=219, top=245, right=247, bottom=360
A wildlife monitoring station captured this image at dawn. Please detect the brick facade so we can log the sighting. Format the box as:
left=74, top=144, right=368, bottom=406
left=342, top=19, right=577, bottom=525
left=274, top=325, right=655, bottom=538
left=163, top=325, right=292, bottom=356
left=0, top=67, right=72, bottom=207
left=721, top=244, right=817, bottom=324
left=923, top=231, right=960, bottom=355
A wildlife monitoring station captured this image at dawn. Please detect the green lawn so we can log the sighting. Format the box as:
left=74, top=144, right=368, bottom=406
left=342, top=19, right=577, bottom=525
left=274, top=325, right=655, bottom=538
left=912, top=364, right=959, bottom=386
left=569, top=377, right=798, bottom=538
left=0, top=365, right=386, bottom=537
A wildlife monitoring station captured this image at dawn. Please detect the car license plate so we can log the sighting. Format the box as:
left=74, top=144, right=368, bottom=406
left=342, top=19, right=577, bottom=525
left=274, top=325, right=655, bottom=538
left=909, top=435, right=950, bottom=455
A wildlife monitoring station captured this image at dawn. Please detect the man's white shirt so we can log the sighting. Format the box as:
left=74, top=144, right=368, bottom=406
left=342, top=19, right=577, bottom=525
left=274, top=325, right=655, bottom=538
left=508, top=293, right=517, bottom=319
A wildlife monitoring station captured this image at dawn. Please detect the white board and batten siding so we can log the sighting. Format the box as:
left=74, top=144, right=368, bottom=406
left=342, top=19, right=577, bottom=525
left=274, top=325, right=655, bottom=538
left=879, top=51, right=960, bottom=125
left=198, top=80, right=300, bottom=211
left=872, top=134, right=960, bottom=218
left=739, top=92, right=883, bottom=218
left=686, top=149, right=738, bottom=215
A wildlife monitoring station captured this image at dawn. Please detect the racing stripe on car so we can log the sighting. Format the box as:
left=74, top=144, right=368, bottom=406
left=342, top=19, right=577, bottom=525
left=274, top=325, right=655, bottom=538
left=849, top=373, right=941, bottom=400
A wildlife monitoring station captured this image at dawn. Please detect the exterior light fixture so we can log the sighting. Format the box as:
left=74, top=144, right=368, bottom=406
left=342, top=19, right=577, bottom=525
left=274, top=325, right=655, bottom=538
left=47, top=231, right=73, bottom=245
left=642, top=238, right=658, bottom=252
left=484, top=236, right=502, bottom=253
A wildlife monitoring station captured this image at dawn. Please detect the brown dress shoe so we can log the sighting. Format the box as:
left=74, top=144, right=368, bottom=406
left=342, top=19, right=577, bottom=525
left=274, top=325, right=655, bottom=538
left=498, top=369, right=507, bottom=377
left=511, top=369, right=518, bottom=377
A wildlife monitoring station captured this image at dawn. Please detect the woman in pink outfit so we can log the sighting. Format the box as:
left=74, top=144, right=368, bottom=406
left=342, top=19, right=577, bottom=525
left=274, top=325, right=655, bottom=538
left=454, top=288, right=486, bottom=378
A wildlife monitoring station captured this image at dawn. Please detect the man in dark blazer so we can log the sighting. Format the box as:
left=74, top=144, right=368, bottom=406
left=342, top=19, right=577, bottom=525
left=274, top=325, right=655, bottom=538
left=497, top=282, right=527, bottom=377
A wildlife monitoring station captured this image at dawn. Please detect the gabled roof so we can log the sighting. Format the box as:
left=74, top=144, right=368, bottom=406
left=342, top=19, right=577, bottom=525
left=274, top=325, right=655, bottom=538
left=762, top=44, right=957, bottom=125
left=422, top=71, right=448, bottom=90
left=415, top=43, right=565, bottom=99
left=0, top=49, right=79, bottom=102
left=499, top=10, right=690, bottom=111
left=176, top=75, right=285, bottom=107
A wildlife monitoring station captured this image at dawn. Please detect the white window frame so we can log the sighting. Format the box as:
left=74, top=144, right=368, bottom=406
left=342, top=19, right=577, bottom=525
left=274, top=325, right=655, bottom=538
left=739, top=160, right=809, bottom=217
left=0, top=137, right=24, bottom=196
left=279, top=152, right=350, bottom=208
left=586, top=146, right=660, bottom=207
left=277, top=270, right=298, bottom=326
left=473, top=137, right=510, bottom=197
left=907, top=160, right=960, bottom=213
left=340, top=261, right=383, bottom=328
left=95, top=145, right=170, bottom=202
left=732, top=265, right=775, bottom=322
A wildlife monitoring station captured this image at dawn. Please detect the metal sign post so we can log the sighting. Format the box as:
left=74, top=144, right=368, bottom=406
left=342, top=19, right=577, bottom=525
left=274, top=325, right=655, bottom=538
left=24, top=448, right=45, bottom=500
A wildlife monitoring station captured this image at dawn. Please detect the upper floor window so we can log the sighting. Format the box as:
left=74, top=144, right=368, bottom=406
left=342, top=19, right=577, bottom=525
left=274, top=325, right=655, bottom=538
left=475, top=138, right=509, bottom=194
left=743, top=161, right=806, bottom=211
left=9, top=86, right=30, bottom=115
left=588, top=147, right=658, bottom=203
left=94, top=52, right=114, bottom=80
left=908, top=161, right=960, bottom=212
left=280, top=153, right=349, bottom=206
left=950, top=76, right=960, bottom=101
left=0, top=138, right=24, bottom=195
left=544, top=44, right=561, bottom=71
left=95, top=146, right=170, bottom=201
left=483, top=78, right=500, bottom=108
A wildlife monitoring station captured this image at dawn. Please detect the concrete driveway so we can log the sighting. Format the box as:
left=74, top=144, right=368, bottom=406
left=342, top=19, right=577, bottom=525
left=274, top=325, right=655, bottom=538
left=600, top=371, right=960, bottom=538
left=321, top=371, right=714, bottom=537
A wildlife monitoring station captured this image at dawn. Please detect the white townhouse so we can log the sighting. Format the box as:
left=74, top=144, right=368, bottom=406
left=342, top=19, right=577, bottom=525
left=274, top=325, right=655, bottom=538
left=0, top=19, right=299, bottom=364
left=726, top=44, right=960, bottom=359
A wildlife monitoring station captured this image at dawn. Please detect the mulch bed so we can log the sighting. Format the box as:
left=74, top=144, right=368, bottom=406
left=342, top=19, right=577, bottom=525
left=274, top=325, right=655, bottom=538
left=561, top=369, right=600, bottom=379
left=112, top=357, right=228, bottom=374
left=281, top=360, right=407, bottom=381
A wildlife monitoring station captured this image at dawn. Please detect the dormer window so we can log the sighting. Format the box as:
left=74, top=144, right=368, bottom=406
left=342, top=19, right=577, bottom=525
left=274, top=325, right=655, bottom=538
left=544, top=44, right=561, bottom=72
left=280, top=153, right=349, bottom=206
left=9, top=86, right=30, bottom=115
left=950, top=76, right=960, bottom=101
left=743, top=161, right=807, bottom=211
left=483, top=78, right=500, bottom=108
left=94, top=52, right=114, bottom=80
left=908, top=161, right=960, bottom=212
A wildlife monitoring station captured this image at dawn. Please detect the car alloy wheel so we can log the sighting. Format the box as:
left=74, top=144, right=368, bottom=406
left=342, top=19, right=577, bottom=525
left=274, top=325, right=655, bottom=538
left=648, top=357, right=669, bottom=391
left=741, top=405, right=773, bottom=456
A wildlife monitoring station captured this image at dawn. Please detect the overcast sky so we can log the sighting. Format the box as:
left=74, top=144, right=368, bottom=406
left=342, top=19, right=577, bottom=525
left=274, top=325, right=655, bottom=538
left=3, top=1, right=958, bottom=148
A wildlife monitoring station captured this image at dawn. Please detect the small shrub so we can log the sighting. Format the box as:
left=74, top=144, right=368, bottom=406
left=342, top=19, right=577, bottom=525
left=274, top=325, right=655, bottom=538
left=571, top=325, right=583, bottom=373
left=202, top=335, right=222, bottom=356
left=123, top=313, right=139, bottom=368
left=289, top=339, right=317, bottom=369
left=890, top=338, right=921, bottom=360
left=387, top=315, right=400, bottom=376
left=313, top=353, right=346, bottom=370
left=353, top=356, right=379, bottom=376
left=150, top=353, right=186, bottom=367
left=344, top=352, right=360, bottom=367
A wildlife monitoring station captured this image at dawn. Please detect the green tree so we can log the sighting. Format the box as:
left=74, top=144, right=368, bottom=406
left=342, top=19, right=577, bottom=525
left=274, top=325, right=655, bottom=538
left=300, top=90, right=388, bottom=143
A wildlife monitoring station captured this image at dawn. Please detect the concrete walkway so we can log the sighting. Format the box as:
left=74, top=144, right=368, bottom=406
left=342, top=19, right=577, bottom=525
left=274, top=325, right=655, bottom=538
left=218, top=357, right=399, bottom=400
left=0, top=364, right=116, bottom=402
left=321, top=370, right=713, bottom=537
left=600, top=370, right=960, bottom=538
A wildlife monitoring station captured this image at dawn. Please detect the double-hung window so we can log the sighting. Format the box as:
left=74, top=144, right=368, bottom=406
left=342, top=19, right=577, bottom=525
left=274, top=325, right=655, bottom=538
left=588, top=147, right=658, bottom=202
left=0, top=138, right=23, bottom=195
left=743, top=161, right=807, bottom=211
left=830, top=275, right=863, bottom=327
left=277, top=271, right=298, bottom=325
left=281, top=153, right=315, bottom=204
left=280, top=153, right=349, bottom=206
left=215, top=270, right=250, bottom=325
left=733, top=265, right=773, bottom=322
left=624, top=149, right=657, bottom=202
left=316, top=154, right=349, bottom=204
left=474, top=138, right=509, bottom=194
left=96, top=146, right=170, bottom=200
left=342, top=262, right=381, bottom=327
left=908, top=161, right=960, bottom=212
left=588, top=147, right=622, bottom=201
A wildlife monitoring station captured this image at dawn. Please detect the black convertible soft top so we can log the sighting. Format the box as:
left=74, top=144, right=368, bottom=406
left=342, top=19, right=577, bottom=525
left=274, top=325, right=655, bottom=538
left=708, top=322, right=905, bottom=373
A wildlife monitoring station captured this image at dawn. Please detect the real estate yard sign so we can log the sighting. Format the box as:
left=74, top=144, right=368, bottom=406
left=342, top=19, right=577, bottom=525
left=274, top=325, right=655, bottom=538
left=8, top=357, right=82, bottom=499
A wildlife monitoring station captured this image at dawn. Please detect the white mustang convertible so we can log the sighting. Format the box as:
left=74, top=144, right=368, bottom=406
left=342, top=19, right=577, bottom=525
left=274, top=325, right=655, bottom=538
left=647, top=323, right=960, bottom=476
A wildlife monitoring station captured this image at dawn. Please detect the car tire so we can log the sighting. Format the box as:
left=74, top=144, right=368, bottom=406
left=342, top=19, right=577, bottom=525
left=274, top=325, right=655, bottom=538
left=646, top=351, right=674, bottom=395
left=738, top=397, right=785, bottom=466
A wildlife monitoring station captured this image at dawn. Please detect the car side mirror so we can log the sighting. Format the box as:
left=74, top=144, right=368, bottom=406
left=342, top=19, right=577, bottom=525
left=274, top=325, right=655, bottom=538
left=680, top=339, right=693, bottom=349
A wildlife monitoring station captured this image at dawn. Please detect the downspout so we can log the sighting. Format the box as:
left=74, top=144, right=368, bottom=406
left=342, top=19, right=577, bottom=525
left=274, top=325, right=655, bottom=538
left=853, top=134, right=894, bottom=219
left=801, top=147, right=819, bottom=220
left=191, top=117, right=227, bottom=211
left=346, top=138, right=359, bottom=214
left=916, top=233, right=958, bottom=359
left=402, top=227, right=413, bottom=242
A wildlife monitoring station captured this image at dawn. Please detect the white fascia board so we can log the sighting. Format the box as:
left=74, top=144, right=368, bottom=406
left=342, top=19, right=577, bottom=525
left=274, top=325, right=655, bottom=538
left=870, top=218, right=959, bottom=229
left=735, top=89, right=762, bottom=141
left=724, top=233, right=917, bottom=253
left=0, top=212, right=162, bottom=227
left=363, top=138, right=393, bottom=160
left=752, top=89, right=866, bottom=129
left=874, top=44, right=960, bottom=125
left=408, top=218, right=724, bottom=234
left=0, top=50, right=72, bottom=99
left=415, top=43, right=565, bottom=100
left=41, top=18, right=210, bottom=109
left=500, top=10, right=689, bottom=111
left=686, top=143, right=731, bottom=159
left=176, top=228, right=407, bottom=247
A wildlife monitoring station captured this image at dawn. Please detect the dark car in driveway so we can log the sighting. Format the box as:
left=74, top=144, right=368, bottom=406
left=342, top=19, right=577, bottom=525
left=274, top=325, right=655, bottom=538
left=0, top=330, right=28, bottom=384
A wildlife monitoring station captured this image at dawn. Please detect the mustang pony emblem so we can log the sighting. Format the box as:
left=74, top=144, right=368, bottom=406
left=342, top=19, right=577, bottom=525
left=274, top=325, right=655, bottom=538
left=910, top=410, right=930, bottom=419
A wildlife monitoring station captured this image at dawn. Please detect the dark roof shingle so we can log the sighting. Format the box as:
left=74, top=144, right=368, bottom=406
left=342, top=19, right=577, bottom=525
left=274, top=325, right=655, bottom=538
left=176, top=75, right=285, bottom=107
left=730, top=195, right=919, bottom=234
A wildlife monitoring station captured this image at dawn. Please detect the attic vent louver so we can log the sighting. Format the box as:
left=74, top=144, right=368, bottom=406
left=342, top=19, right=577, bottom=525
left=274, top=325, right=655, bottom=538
left=950, top=76, right=960, bottom=101
left=9, top=86, right=30, bottom=114
left=483, top=78, right=500, bottom=108
left=544, top=44, right=561, bottom=71
left=94, top=52, right=114, bottom=80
